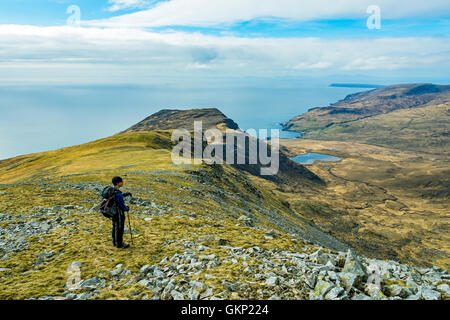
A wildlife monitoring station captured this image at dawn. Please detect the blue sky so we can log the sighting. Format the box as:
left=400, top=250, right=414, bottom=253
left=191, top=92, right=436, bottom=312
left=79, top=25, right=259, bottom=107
left=0, top=0, right=448, bottom=84
left=0, top=0, right=449, bottom=37
left=0, top=0, right=449, bottom=160
left=0, top=0, right=143, bottom=25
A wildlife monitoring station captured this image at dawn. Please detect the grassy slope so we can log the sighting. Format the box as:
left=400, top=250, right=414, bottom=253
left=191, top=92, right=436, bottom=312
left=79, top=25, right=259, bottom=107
left=296, top=102, right=450, bottom=155
left=277, top=85, right=450, bottom=268
left=283, top=84, right=449, bottom=129
left=0, top=131, right=176, bottom=184
left=0, top=130, right=344, bottom=299
left=0, top=173, right=313, bottom=299
left=279, top=139, right=450, bottom=269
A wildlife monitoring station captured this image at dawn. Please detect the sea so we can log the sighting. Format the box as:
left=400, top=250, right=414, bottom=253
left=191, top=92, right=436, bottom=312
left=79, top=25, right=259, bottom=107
left=0, top=84, right=361, bottom=160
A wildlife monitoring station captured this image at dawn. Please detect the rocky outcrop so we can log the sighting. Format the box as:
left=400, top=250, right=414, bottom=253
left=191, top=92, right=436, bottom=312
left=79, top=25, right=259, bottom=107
left=123, top=108, right=239, bottom=133
left=30, top=245, right=449, bottom=300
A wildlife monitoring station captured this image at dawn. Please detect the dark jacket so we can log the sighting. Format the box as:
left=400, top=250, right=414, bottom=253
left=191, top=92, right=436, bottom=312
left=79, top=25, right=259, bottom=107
left=114, top=188, right=129, bottom=212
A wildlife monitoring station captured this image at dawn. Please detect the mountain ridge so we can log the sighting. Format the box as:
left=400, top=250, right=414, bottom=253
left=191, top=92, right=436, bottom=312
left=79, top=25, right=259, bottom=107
left=283, top=83, right=450, bottom=132
left=282, top=83, right=450, bottom=154
left=123, top=108, right=239, bottom=133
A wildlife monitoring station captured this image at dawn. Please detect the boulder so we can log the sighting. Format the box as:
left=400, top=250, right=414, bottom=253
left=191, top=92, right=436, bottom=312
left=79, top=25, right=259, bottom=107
left=265, top=276, right=279, bottom=287
left=338, top=272, right=361, bottom=291
left=110, top=264, right=123, bottom=276
left=421, top=288, right=441, bottom=300
left=309, top=248, right=331, bottom=265
left=237, top=215, right=254, bottom=227
left=314, top=279, right=335, bottom=298
left=81, top=277, right=102, bottom=290
left=437, top=284, right=450, bottom=297
left=139, top=264, right=152, bottom=275
left=365, top=283, right=386, bottom=300
left=387, top=284, right=411, bottom=298
left=153, top=269, right=166, bottom=279
left=187, top=288, right=200, bottom=300
left=342, top=250, right=367, bottom=279
left=325, top=286, right=346, bottom=300
left=171, top=290, right=185, bottom=300
left=302, top=274, right=317, bottom=289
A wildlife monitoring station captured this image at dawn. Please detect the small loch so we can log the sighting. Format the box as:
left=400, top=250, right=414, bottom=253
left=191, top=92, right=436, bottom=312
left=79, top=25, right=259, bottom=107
left=290, top=153, right=341, bottom=165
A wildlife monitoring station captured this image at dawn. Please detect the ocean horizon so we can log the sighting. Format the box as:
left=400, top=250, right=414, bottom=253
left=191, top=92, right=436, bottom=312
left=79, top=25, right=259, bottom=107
left=0, top=83, right=360, bottom=160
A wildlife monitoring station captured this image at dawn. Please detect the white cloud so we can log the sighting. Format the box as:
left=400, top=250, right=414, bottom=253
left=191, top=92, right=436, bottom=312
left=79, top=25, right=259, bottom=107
left=186, top=62, right=212, bottom=70
left=0, top=25, right=448, bottom=85
left=89, top=0, right=450, bottom=27
left=106, top=0, right=150, bottom=12
left=293, top=61, right=332, bottom=70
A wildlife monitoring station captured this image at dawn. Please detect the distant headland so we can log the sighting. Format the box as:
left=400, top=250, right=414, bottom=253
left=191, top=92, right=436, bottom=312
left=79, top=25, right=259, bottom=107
left=330, top=83, right=384, bottom=89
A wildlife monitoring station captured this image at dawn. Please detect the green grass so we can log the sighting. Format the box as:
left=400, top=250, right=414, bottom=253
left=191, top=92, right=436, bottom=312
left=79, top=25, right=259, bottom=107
left=0, top=131, right=316, bottom=299
left=284, top=101, right=450, bottom=155
left=279, top=138, right=450, bottom=269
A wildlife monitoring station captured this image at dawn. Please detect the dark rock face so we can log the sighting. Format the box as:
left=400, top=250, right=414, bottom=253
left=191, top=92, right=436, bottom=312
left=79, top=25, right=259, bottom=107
left=327, top=108, right=366, bottom=115
left=123, top=108, right=239, bottom=133
left=405, top=84, right=449, bottom=96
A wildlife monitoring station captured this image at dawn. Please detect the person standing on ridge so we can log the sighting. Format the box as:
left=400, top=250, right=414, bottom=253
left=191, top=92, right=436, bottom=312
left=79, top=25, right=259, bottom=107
left=110, top=176, right=132, bottom=249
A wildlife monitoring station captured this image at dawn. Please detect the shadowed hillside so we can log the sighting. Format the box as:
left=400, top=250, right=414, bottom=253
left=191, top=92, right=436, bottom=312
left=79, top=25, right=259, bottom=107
left=123, top=108, right=324, bottom=187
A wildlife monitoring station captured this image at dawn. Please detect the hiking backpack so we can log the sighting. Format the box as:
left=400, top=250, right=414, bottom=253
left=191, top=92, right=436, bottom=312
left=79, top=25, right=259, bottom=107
left=100, top=186, right=118, bottom=219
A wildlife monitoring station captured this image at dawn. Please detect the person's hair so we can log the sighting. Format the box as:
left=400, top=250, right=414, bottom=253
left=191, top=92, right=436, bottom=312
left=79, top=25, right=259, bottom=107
left=112, top=176, right=123, bottom=186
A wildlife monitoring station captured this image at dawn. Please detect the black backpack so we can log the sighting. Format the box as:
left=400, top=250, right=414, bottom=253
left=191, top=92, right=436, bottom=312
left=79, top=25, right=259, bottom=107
left=100, top=186, right=118, bottom=219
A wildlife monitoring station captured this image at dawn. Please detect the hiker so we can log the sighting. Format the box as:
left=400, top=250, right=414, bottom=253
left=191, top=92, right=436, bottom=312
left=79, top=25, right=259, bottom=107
left=110, top=176, right=132, bottom=249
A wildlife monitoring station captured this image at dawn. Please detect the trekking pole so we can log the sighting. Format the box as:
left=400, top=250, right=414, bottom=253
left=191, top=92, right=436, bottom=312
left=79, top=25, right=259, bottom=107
left=127, top=211, right=134, bottom=245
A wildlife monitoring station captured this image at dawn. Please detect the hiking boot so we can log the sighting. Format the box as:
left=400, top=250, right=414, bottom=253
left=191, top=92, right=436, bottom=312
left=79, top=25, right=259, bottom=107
left=118, top=243, right=130, bottom=249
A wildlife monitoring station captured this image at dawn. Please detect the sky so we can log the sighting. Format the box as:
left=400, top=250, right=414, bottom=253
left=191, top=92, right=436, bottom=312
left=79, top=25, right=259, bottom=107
left=0, top=0, right=449, bottom=160
left=1, top=0, right=449, bottom=85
